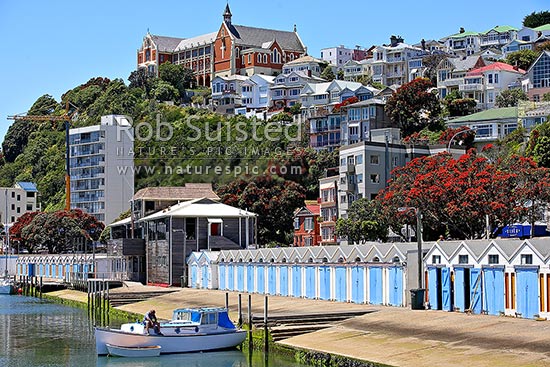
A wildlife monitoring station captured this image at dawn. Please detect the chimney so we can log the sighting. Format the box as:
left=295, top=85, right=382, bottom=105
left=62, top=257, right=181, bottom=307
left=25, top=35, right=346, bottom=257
left=421, top=39, right=426, bottom=50
left=390, top=35, right=397, bottom=47
left=459, top=27, right=465, bottom=33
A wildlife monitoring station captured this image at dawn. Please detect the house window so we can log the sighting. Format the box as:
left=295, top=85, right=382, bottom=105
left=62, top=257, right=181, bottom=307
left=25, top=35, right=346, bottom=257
left=458, top=255, right=469, bottom=264
left=294, top=217, right=300, bottom=230
left=26, top=204, right=33, bottom=211
left=257, top=54, right=261, bottom=63
left=356, top=154, right=363, bottom=164
left=263, top=54, right=268, bottom=63
left=520, top=254, right=533, bottom=265
left=488, top=254, right=499, bottom=264
left=370, top=155, right=379, bottom=165
left=432, top=255, right=441, bottom=264
left=370, top=174, right=380, bottom=183
left=304, top=217, right=313, bottom=230
left=357, top=174, right=363, bottom=183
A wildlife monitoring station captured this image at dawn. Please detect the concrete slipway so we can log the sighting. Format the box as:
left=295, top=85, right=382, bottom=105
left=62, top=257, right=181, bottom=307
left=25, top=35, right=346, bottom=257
left=49, top=285, right=550, bottom=367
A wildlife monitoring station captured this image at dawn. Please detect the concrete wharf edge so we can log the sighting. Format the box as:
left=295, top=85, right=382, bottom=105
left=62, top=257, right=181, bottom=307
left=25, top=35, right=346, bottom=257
left=47, top=284, right=550, bottom=367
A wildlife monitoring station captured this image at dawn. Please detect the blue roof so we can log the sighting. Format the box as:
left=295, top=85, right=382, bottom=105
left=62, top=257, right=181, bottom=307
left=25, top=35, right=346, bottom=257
left=16, top=182, right=38, bottom=192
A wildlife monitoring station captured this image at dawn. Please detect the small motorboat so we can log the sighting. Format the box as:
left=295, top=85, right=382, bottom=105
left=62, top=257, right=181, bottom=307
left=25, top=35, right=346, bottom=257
left=95, top=307, right=247, bottom=355
left=106, top=343, right=161, bottom=358
left=0, top=277, right=15, bottom=295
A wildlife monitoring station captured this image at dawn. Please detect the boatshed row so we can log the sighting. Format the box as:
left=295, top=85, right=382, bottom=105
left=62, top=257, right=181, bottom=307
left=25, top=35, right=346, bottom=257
left=187, top=243, right=420, bottom=307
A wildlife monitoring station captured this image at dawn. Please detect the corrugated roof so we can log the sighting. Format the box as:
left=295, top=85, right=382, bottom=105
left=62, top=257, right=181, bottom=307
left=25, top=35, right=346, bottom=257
left=447, top=107, right=517, bottom=123
left=448, top=30, right=480, bottom=39
left=15, top=182, right=38, bottom=192
left=285, top=55, right=324, bottom=65
left=174, top=32, right=217, bottom=51
left=151, top=34, right=186, bottom=52
left=139, top=198, right=255, bottom=221
left=133, top=184, right=219, bottom=201
left=230, top=24, right=305, bottom=52
left=447, top=55, right=483, bottom=71
left=482, top=25, right=518, bottom=34
left=466, top=62, right=525, bottom=76
left=534, top=24, right=550, bottom=32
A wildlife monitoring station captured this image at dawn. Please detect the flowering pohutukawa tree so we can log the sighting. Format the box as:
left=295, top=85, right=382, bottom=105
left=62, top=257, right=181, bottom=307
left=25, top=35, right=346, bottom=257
left=378, top=149, right=550, bottom=240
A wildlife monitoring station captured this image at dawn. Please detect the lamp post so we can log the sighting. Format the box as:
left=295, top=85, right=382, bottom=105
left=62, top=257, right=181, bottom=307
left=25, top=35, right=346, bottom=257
left=398, top=206, right=423, bottom=289
left=447, top=126, right=475, bottom=153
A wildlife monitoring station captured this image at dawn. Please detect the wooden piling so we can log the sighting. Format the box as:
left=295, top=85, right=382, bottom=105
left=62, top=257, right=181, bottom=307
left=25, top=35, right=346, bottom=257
left=39, top=276, right=43, bottom=299
left=264, top=295, right=269, bottom=353
left=225, top=292, right=229, bottom=310
left=248, top=294, right=252, bottom=350
left=238, top=294, right=242, bottom=327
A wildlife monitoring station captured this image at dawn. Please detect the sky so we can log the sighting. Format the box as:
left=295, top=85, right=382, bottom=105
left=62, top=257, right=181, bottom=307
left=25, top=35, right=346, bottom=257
left=0, top=0, right=547, bottom=144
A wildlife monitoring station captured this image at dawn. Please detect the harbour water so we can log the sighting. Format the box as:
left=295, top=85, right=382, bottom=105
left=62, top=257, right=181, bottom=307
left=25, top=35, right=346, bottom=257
left=0, top=295, right=302, bottom=367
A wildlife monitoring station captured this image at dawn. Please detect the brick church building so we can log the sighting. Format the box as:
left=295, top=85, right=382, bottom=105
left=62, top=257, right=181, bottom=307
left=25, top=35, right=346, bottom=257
left=136, top=4, right=307, bottom=87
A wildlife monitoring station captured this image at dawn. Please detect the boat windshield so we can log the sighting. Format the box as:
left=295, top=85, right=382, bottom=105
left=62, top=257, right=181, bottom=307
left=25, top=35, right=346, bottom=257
left=172, top=311, right=192, bottom=322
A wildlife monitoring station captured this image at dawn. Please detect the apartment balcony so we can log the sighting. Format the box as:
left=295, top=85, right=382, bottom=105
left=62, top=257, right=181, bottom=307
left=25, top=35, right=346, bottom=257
left=340, top=181, right=356, bottom=192
left=459, top=83, right=484, bottom=92
left=440, top=78, right=463, bottom=87
left=320, top=215, right=338, bottom=224
left=346, top=163, right=355, bottom=174
left=386, top=56, right=404, bottom=63
left=310, top=139, right=340, bottom=148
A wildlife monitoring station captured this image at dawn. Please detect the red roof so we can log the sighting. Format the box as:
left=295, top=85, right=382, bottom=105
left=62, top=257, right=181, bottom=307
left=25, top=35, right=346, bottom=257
left=306, top=204, right=320, bottom=216
left=466, top=62, right=525, bottom=76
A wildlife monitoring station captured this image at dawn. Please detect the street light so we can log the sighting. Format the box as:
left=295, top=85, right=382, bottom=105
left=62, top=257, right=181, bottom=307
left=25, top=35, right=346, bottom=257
left=447, top=126, right=476, bottom=153
left=398, top=206, right=423, bottom=289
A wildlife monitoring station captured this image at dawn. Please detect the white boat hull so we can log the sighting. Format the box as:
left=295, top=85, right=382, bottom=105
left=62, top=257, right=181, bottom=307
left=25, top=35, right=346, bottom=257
left=106, top=343, right=161, bottom=357
left=0, top=284, right=14, bottom=295
left=95, top=327, right=247, bottom=355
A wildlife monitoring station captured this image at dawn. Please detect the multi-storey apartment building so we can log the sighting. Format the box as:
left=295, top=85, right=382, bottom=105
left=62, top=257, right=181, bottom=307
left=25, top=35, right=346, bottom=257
left=371, top=36, right=426, bottom=87
left=0, top=182, right=39, bottom=225
left=337, top=128, right=441, bottom=219
left=441, top=28, right=481, bottom=56
left=340, top=99, right=394, bottom=145
left=69, top=115, right=134, bottom=224
left=282, top=55, right=327, bottom=77
left=318, top=174, right=339, bottom=245
left=523, top=51, right=550, bottom=102
left=479, top=25, right=518, bottom=50
left=271, top=71, right=325, bottom=109
left=460, top=62, right=525, bottom=110
left=320, top=45, right=354, bottom=69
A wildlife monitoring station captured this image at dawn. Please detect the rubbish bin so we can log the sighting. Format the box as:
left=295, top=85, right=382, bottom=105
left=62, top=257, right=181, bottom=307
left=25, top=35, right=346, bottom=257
left=410, top=288, right=425, bottom=310
left=180, top=275, right=187, bottom=288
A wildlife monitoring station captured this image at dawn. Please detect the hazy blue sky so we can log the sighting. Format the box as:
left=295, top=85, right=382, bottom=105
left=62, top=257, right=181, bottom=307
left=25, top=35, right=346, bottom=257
left=0, top=0, right=547, bottom=144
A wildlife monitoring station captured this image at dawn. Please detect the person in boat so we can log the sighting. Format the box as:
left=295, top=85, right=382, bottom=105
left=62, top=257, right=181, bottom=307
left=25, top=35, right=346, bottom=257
left=143, top=309, right=162, bottom=335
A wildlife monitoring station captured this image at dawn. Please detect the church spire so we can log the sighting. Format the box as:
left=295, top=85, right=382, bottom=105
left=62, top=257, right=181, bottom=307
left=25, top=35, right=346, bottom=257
left=223, top=2, right=232, bottom=25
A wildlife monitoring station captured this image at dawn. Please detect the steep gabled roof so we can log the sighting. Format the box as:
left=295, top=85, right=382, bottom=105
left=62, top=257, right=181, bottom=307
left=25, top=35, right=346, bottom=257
left=230, top=24, right=305, bottom=52
left=447, top=55, right=485, bottom=71
left=151, top=34, right=186, bottom=52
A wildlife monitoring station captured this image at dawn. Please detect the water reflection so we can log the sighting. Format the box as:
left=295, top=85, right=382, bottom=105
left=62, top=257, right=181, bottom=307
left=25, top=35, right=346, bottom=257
left=97, top=350, right=247, bottom=367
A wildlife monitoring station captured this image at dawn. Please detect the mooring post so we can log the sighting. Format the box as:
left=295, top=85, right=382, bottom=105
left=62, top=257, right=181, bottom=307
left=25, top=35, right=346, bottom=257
left=225, top=292, right=229, bottom=310
left=264, top=295, right=268, bottom=353
left=238, top=294, right=242, bottom=327
left=106, top=281, right=110, bottom=325
left=30, top=276, right=34, bottom=297
left=39, top=276, right=43, bottom=299
left=248, top=294, right=252, bottom=349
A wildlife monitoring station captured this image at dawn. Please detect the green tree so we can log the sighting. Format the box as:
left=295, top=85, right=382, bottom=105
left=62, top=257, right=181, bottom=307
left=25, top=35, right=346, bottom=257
left=335, top=199, right=388, bottom=243
left=320, top=66, right=335, bottom=81
left=422, top=53, right=447, bottom=85
left=2, top=94, right=58, bottom=163
left=385, top=78, right=442, bottom=137
left=158, top=61, right=194, bottom=97
left=128, top=68, right=154, bottom=95
left=533, top=136, right=550, bottom=168
left=505, top=49, right=539, bottom=71
left=443, top=90, right=477, bottom=116
left=542, top=92, right=550, bottom=102
left=495, top=89, right=528, bottom=107
left=536, top=41, right=550, bottom=53
left=151, top=79, right=180, bottom=102
left=523, top=11, right=550, bottom=28
left=337, top=69, right=344, bottom=80
left=217, top=175, right=306, bottom=246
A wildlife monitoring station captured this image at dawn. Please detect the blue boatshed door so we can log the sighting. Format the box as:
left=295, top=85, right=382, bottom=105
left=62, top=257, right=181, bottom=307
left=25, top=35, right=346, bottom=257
left=305, top=266, right=316, bottom=299
left=319, top=266, right=331, bottom=300
left=369, top=267, right=383, bottom=305
left=201, top=265, right=209, bottom=288
left=388, top=266, right=403, bottom=306
left=237, top=265, right=245, bottom=292
left=279, top=266, right=289, bottom=296
left=516, top=268, right=539, bottom=319
left=247, top=264, right=255, bottom=293
left=483, top=267, right=505, bottom=316
left=469, top=268, right=482, bottom=314
left=335, top=266, right=347, bottom=302
left=191, top=265, right=198, bottom=288
left=428, top=267, right=439, bottom=310
left=219, top=264, right=226, bottom=290
left=228, top=264, right=235, bottom=291
left=441, top=267, right=452, bottom=311
left=268, top=266, right=277, bottom=295
left=256, top=265, right=265, bottom=294
left=292, top=265, right=302, bottom=297
left=454, top=268, right=466, bottom=312
left=351, top=266, right=365, bottom=304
